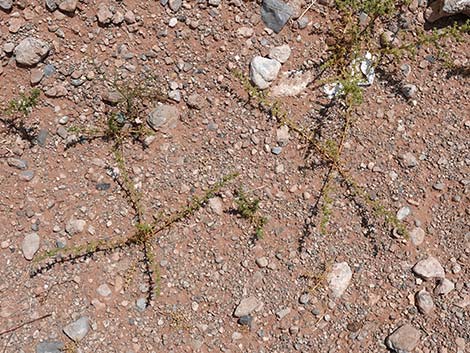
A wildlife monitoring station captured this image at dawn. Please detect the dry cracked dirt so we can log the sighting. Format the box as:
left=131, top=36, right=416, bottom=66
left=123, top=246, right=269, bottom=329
left=0, top=1, right=469, bottom=353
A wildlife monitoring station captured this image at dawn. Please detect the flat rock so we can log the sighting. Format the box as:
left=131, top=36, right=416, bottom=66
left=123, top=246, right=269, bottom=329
left=409, top=227, right=425, bottom=246
left=169, top=0, right=182, bottom=12
left=426, top=0, right=470, bottom=22
left=250, top=56, right=281, bottom=89
left=7, top=157, right=28, bottom=170
left=327, top=262, right=352, bottom=298
left=97, top=284, right=112, bottom=297
left=14, top=37, right=50, bottom=66
left=58, top=0, right=78, bottom=13
left=402, top=152, right=418, bottom=168
left=65, top=218, right=86, bottom=235
left=208, top=197, right=223, bottom=215
left=63, top=316, right=90, bottom=342
left=22, top=232, right=40, bottom=260
left=0, top=0, right=12, bottom=11
left=269, top=44, right=291, bottom=64
left=97, top=5, right=113, bottom=25
left=234, top=296, right=263, bottom=317
left=36, top=341, right=64, bottom=353
left=186, top=93, right=204, bottom=110
left=271, top=71, right=314, bottom=97
left=415, top=289, right=434, bottom=315
left=261, top=0, right=293, bottom=33
left=413, top=256, right=445, bottom=280
left=434, top=278, right=455, bottom=295
left=385, top=324, right=421, bottom=353
left=147, top=104, right=180, bottom=130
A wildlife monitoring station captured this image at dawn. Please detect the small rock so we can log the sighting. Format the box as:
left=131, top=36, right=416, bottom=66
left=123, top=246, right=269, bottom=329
left=136, top=298, right=147, bottom=311
left=97, top=5, right=113, bottom=25
left=63, top=317, right=90, bottom=342
left=271, top=146, right=282, bottom=155
left=36, top=341, right=64, bottom=353
left=36, top=129, right=49, bottom=147
left=96, top=183, right=110, bottom=191
left=147, top=104, right=180, bottom=130
left=124, top=10, right=136, bottom=24
left=208, top=197, right=223, bottom=215
left=415, top=289, right=434, bottom=315
left=434, top=278, right=455, bottom=295
left=187, top=93, right=204, bottom=110
left=14, top=37, right=50, bottom=67
left=22, top=232, right=40, bottom=260
left=237, top=315, right=253, bottom=326
left=169, top=0, right=182, bottom=12
left=19, top=170, right=35, bottom=181
left=7, top=157, right=28, bottom=170
left=385, top=324, right=421, bottom=353
left=250, top=56, right=281, bottom=89
left=46, top=0, right=58, bottom=11
left=58, top=0, right=78, bottom=13
left=402, top=152, right=418, bottom=168
left=396, top=206, right=411, bottom=221
left=269, top=44, right=291, bottom=64
left=413, top=256, right=445, bottom=280
left=410, top=227, right=425, bottom=246
left=261, top=0, right=293, bottom=33
left=276, top=307, right=291, bottom=319
left=44, top=84, right=68, bottom=98
left=112, top=11, right=124, bottom=25
left=168, top=17, right=178, bottom=27
left=3, top=42, right=15, bottom=54
left=276, top=125, right=290, bottom=146
left=327, top=262, right=352, bottom=298
left=426, top=0, right=470, bottom=22
left=102, top=90, right=122, bottom=105
left=271, top=71, right=314, bottom=97
left=234, top=296, right=263, bottom=317
left=0, top=0, right=12, bottom=11
left=299, top=293, right=310, bottom=304
left=401, top=83, right=417, bottom=98
left=65, top=218, right=86, bottom=235
left=256, top=257, right=268, bottom=268
left=97, top=284, right=112, bottom=297
left=31, top=68, right=44, bottom=84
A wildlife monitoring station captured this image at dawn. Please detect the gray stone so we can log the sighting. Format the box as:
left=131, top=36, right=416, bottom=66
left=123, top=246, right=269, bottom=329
left=434, top=278, right=454, bottom=295
left=3, top=42, right=15, bottom=54
left=36, top=129, right=49, bottom=147
left=413, top=256, right=445, bottom=280
left=0, top=0, right=12, bottom=11
left=261, top=0, right=293, bottom=33
left=256, top=257, right=268, bottom=268
left=234, top=296, right=262, bottom=317
left=63, top=317, right=90, bottom=342
left=426, top=0, right=470, bottom=22
left=136, top=298, right=147, bottom=311
left=97, top=284, right=112, bottom=297
left=58, top=0, right=78, bottom=13
left=250, top=56, right=281, bottom=89
left=269, top=44, right=291, bottom=64
left=396, top=206, right=411, bottom=221
left=46, top=0, right=58, bottom=11
left=186, top=93, right=204, bottom=110
left=31, top=68, right=44, bottom=84
left=276, top=307, right=291, bottom=319
left=271, top=146, right=282, bottom=155
left=299, top=293, right=310, bottom=304
left=97, top=5, right=113, bottom=25
left=7, top=157, right=28, bottom=170
left=14, top=37, right=50, bottom=67
left=19, top=170, right=35, bottom=181
left=65, top=218, right=86, bottom=235
left=410, top=227, right=425, bottom=246
left=147, top=104, right=180, bottom=130
left=385, top=324, right=421, bottom=353
left=22, top=232, right=40, bottom=260
left=36, top=341, right=64, bottom=353
left=169, top=0, right=182, bottom=12
left=327, top=262, right=352, bottom=298
left=415, top=289, right=434, bottom=315
left=401, top=83, right=417, bottom=98
left=402, top=152, right=418, bottom=168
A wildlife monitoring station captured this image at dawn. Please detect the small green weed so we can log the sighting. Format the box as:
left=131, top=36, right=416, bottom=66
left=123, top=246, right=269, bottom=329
left=234, top=188, right=267, bottom=240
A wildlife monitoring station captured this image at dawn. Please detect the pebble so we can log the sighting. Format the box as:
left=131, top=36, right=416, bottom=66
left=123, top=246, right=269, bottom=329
left=136, top=298, right=147, bottom=312
left=237, top=315, right=253, bottom=326
left=413, top=256, right=445, bottom=280
left=261, top=0, right=293, bottom=33
left=402, top=152, right=418, bottom=168
left=271, top=146, right=282, bottom=155
left=65, top=218, right=86, bottom=236
left=0, top=0, right=12, bottom=11
left=36, top=341, right=64, bottom=353
left=45, top=0, right=58, bottom=11
left=276, top=307, right=291, bottom=319
left=63, top=316, right=90, bottom=342
left=269, top=44, right=292, bottom=64
left=208, top=197, right=223, bottom=215
left=409, top=227, right=425, bottom=246
left=124, top=11, right=136, bottom=24
left=276, top=125, right=290, bottom=146
left=396, top=206, right=411, bottom=221
left=169, top=0, right=182, bottom=12
left=434, top=278, right=454, bottom=295
left=22, top=232, right=40, bottom=260
left=58, top=0, right=78, bottom=13
left=299, top=293, right=310, bottom=304
left=327, top=262, right=352, bottom=298
left=147, top=104, right=180, bottom=130
left=168, top=17, right=177, bottom=27
left=19, top=170, right=35, bottom=181
left=415, top=289, right=434, bottom=315
left=187, top=93, right=204, bottom=110
left=31, top=68, right=44, bottom=84
left=14, top=37, right=50, bottom=66
left=256, top=256, right=268, bottom=268
left=7, top=157, right=28, bottom=170
left=97, top=284, right=112, bottom=297
left=385, top=324, right=421, bottom=353
left=234, top=296, right=263, bottom=317
left=97, top=5, right=113, bottom=25
left=250, top=56, right=281, bottom=89
left=401, top=83, right=417, bottom=98
left=36, top=129, right=49, bottom=147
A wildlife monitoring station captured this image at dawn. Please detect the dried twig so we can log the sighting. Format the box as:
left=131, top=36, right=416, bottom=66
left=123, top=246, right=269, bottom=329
left=0, top=313, right=51, bottom=337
